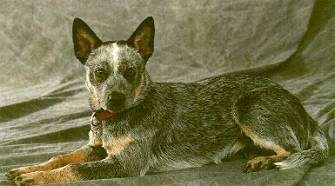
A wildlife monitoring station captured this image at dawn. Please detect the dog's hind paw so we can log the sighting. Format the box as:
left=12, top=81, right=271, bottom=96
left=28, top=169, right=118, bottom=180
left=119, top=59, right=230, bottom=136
left=242, top=156, right=275, bottom=173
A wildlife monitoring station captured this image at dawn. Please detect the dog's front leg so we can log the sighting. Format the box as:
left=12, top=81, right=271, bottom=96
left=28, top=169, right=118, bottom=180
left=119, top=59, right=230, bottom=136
left=14, top=136, right=151, bottom=185
left=6, top=145, right=107, bottom=180
left=7, top=114, right=106, bottom=181
left=13, top=158, right=130, bottom=185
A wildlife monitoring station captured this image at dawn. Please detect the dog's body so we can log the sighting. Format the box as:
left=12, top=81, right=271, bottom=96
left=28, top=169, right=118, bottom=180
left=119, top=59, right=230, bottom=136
left=7, top=17, right=329, bottom=185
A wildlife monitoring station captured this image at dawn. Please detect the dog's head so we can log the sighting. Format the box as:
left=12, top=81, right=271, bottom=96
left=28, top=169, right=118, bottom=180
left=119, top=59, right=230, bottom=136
left=72, top=17, right=154, bottom=115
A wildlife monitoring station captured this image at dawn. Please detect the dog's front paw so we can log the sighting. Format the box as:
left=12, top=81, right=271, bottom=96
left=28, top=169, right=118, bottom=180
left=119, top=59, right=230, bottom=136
left=6, top=169, right=21, bottom=180
left=14, top=171, right=45, bottom=186
left=6, top=166, right=36, bottom=180
left=14, top=165, right=80, bottom=185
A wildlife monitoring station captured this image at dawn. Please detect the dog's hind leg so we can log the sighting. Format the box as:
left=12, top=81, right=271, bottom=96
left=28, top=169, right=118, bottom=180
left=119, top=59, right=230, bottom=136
left=232, top=88, right=319, bottom=172
left=239, top=124, right=291, bottom=172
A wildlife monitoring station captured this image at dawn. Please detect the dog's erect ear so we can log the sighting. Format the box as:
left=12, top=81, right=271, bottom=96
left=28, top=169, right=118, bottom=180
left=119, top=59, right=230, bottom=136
left=72, top=18, right=102, bottom=64
left=127, top=17, right=155, bottom=61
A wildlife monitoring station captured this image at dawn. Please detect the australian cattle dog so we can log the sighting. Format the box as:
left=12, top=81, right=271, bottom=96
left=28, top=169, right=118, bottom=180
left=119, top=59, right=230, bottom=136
left=7, top=17, right=329, bottom=185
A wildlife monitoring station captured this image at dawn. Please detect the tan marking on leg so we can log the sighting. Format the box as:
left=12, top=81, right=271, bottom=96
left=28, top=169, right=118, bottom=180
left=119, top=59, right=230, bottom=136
left=38, top=148, right=89, bottom=170
left=103, top=134, right=134, bottom=155
left=10, top=147, right=90, bottom=176
left=240, top=124, right=291, bottom=172
left=240, top=124, right=290, bottom=156
left=16, top=165, right=80, bottom=185
left=43, top=165, right=80, bottom=183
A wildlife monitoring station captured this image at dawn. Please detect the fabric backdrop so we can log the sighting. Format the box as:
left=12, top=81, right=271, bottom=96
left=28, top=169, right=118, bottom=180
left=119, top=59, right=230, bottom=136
left=1, top=0, right=335, bottom=185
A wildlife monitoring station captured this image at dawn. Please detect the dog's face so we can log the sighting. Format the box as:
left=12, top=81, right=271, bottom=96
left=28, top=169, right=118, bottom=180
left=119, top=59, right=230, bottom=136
left=72, top=17, right=154, bottom=113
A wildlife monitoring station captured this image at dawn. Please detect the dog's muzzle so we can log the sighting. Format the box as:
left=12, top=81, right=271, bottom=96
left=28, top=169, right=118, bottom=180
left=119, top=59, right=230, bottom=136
left=106, top=91, right=126, bottom=110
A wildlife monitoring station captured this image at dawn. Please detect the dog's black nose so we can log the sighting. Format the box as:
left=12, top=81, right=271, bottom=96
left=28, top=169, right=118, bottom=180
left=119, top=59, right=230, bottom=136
left=107, top=91, right=126, bottom=107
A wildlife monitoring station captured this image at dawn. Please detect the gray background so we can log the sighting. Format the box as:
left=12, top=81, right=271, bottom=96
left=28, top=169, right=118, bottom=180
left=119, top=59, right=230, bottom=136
left=0, top=0, right=335, bottom=185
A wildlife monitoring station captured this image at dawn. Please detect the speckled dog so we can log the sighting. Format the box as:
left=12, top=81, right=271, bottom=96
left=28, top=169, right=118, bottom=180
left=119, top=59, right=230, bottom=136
left=7, top=17, right=329, bottom=185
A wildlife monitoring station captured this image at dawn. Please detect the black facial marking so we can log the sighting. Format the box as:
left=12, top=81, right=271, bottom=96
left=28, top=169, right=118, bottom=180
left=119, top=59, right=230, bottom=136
left=117, top=62, right=137, bottom=84
left=89, top=62, right=111, bottom=84
left=94, top=68, right=109, bottom=83
left=123, top=67, right=136, bottom=83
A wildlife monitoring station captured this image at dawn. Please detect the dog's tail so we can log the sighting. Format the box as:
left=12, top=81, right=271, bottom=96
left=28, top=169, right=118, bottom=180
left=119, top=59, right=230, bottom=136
left=274, top=127, right=329, bottom=169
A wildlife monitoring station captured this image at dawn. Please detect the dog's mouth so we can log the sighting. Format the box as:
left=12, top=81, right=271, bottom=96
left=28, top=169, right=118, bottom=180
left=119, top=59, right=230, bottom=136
left=94, top=109, right=117, bottom=121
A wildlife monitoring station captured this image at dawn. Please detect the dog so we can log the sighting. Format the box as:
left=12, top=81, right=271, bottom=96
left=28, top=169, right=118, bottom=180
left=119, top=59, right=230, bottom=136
left=6, top=17, right=329, bottom=185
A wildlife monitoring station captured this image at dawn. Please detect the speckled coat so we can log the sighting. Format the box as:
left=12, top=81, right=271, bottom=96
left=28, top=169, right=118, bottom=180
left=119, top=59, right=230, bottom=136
left=7, top=17, right=329, bottom=185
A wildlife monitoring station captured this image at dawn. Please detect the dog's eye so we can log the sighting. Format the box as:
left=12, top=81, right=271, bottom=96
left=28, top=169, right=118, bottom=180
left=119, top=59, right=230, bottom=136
left=123, top=68, right=135, bottom=82
left=94, top=68, right=108, bottom=82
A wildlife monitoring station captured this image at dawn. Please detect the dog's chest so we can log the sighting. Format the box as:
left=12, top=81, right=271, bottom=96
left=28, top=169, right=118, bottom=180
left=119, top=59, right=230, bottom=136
left=101, top=134, right=133, bottom=155
left=89, top=120, right=134, bottom=155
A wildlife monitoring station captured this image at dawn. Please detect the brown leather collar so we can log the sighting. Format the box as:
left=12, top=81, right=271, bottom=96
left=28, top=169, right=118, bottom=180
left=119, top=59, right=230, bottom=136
left=94, top=110, right=117, bottom=121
